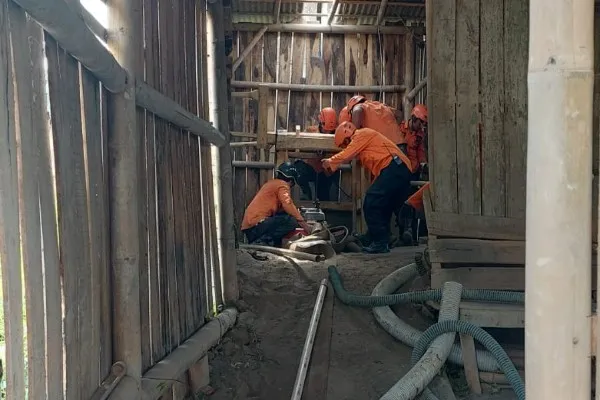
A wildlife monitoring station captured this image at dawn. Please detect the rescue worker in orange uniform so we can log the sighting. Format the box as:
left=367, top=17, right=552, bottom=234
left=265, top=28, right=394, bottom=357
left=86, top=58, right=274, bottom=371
left=322, top=121, right=413, bottom=254
left=396, top=104, right=428, bottom=245
left=347, top=95, right=404, bottom=145
left=295, top=107, right=340, bottom=201
left=241, top=162, right=312, bottom=247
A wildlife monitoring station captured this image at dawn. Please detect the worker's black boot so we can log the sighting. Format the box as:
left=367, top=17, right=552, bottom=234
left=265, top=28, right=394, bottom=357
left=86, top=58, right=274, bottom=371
left=362, top=241, right=390, bottom=254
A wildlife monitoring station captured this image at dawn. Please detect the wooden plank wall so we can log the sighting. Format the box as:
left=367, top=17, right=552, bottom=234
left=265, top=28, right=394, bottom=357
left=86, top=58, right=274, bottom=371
left=1, top=0, right=220, bottom=398
left=428, top=0, right=529, bottom=224
left=230, top=31, right=410, bottom=233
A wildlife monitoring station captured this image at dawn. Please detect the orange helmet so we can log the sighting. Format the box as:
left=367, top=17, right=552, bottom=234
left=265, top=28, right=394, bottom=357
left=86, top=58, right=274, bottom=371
left=334, top=121, right=356, bottom=148
left=411, top=104, right=428, bottom=122
left=318, top=107, right=338, bottom=132
left=339, top=106, right=351, bottom=123
left=347, top=95, right=366, bottom=111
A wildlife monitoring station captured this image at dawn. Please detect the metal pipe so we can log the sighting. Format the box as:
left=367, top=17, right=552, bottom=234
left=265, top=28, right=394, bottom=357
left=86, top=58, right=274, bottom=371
left=291, top=279, right=329, bottom=400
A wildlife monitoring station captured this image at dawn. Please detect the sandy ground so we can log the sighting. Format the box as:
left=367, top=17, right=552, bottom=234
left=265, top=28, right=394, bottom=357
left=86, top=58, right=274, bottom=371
left=207, top=247, right=519, bottom=400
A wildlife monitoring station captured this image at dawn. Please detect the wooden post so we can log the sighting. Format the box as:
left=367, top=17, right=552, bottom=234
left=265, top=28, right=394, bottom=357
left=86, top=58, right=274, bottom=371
left=403, top=33, right=415, bottom=120
left=526, top=0, right=594, bottom=399
left=106, top=0, right=143, bottom=396
left=207, top=0, right=239, bottom=303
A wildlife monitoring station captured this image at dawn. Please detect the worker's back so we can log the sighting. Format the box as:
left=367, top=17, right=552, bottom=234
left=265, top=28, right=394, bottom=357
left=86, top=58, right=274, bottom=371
left=361, top=101, right=404, bottom=145
left=241, top=179, right=291, bottom=230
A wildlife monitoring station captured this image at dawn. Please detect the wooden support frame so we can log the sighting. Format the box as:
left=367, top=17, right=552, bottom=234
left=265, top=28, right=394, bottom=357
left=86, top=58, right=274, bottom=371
left=232, top=80, right=406, bottom=93
left=12, top=0, right=127, bottom=92
left=135, top=81, right=226, bottom=146
left=232, top=26, right=268, bottom=73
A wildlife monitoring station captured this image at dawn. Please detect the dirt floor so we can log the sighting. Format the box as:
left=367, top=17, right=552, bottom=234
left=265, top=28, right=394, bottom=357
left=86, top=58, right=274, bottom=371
left=207, top=247, right=519, bottom=400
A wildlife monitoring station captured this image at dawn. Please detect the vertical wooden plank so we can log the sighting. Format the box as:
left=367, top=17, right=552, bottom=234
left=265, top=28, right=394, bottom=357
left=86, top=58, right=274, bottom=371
left=80, top=68, right=106, bottom=388
left=277, top=33, right=292, bottom=130
left=592, top=12, right=600, bottom=243
left=480, top=0, right=506, bottom=217
left=289, top=33, right=306, bottom=130
left=264, top=32, right=278, bottom=132
left=321, top=35, right=333, bottom=109
left=428, top=0, right=458, bottom=213
left=345, top=34, right=360, bottom=92
left=8, top=5, right=46, bottom=397
left=46, top=37, right=91, bottom=400
left=99, top=86, right=112, bottom=382
left=0, top=1, right=25, bottom=398
left=372, top=33, right=384, bottom=103
left=455, top=0, right=481, bottom=215
left=504, top=0, right=528, bottom=219
left=304, top=33, right=322, bottom=129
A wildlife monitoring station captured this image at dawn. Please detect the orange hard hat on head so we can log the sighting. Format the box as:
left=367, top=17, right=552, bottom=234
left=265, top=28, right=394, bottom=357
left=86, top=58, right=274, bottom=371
left=347, top=95, right=366, bottom=111
left=411, top=104, right=428, bottom=122
left=334, top=121, right=357, bottom=148
left=339, top=106, right=351, bottom=123
left=318, top=107, right=338, bottom=131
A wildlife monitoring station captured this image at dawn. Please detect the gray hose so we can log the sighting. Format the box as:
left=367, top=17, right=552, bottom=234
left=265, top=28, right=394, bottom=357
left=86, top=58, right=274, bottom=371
left=240, top=244, right=325, bottom=262
left=370, top=263, right=508, bottom=372
left=381, top=281, right=463, bottom=400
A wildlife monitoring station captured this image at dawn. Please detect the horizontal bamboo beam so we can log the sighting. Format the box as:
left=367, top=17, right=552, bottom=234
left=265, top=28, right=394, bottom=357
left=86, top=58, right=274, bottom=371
left=230, top=141, right=258, bottom=147
left=232, top=81, right=406, bottom=93
left=232, top=161, right=275, bottom=169
left=234, top=23, right=412, bottom=35
left=135, top=81, right=226, bottom=147
left=140, top=309, right=238, bottom=399
left=406, top=77, right=427, bottom=100
left=12, top=0, right=127, bottom=93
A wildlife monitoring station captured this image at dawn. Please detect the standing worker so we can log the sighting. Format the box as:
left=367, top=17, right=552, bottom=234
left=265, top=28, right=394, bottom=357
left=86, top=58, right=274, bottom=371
left=296, top=107, right=340, bottom=201
left=322, top=121, right=413, bottom=254
left=241, top=162, right=312, bottom=247
left=347, top=95, right=404, bottom=146
left=396, top=104, right=428, bottom=245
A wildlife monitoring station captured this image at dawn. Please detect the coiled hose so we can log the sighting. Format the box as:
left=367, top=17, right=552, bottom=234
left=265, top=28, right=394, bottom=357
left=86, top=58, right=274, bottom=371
left=328, top=264, right=524, bottom=373
left=412, top=320, right=525, bottom=400
left=381, top=281, right=463, bottom=400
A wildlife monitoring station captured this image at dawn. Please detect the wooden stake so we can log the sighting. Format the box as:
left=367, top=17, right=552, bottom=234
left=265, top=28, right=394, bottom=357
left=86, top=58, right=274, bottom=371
left=106, top=0, right=143, bottom=394
left=526, top=0, right=594, bottom=399
left=207, top=0, right=239, bottom=303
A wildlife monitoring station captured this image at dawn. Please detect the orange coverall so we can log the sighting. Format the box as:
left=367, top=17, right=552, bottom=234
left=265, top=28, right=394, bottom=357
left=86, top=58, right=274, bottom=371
left=241, top=179, right=304, bottom=230
left=352, top=101, right=404, bottom=145
left=399, top=120, right=427, bottom=174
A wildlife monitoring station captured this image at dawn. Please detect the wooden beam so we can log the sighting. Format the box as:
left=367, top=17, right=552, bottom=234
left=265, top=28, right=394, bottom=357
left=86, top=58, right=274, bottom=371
left=327, top=0, right=339, bottom=25
left=428, top=238, right=525, bottom=265
left=106, top=0, right=143, bottom=391
left=375, top=0, right=388, bottom=26
left=269, top=132, right=338, bottom=151
left=234, top=23, right=413, bottom=35
left=11, top=0, right=127, bottom=92
left=527, top=0, right=594, bottom=398
left=79, top=3, right=107, bottom=40
left=135, top=81, right=226, bottom=146
left=232, top=26, right=268, bottom=73
left=232, top=160, right=274, bottom=168
left=426, top=211, right=525, bottom=241
left=140, top=309, right=237, bottom=400
left=232, top=80, right=406, bottom=93
left=231, top=90, right=259, bottom=99
left=207, top=0, right=239, bottom=303
left=230, top=141, right=257, bottom=148
left=430, top=265, right=524, bottom=291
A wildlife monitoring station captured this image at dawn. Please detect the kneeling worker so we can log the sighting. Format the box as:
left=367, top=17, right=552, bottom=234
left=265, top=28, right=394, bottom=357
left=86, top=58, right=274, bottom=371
left=322, top=121, right=413, bottom=254
left=241, top=162, right=312, bottom=247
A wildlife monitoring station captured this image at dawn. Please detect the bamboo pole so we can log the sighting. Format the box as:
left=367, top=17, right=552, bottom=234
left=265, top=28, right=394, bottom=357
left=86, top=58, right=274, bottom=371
left=207, top=0, right=239, bottom=303
left=403, top=79, right=427, bottom=121
left=11, top=0, right=127, bottom=92
left=403, top=33, right=415, bottom=120
left=232, top=26, right=268, bottom=73
left=273, top=0, right=282, bottom=23
left=526, top=0, right=594, bottom=399
left=230, top=141, right=258, bottom=148
left=106, top=0, right=143, bottom=395
left=234, top=23, right=412, bottom=35
left=231, top=80, right=406, bottom=93
left=135, top=81, right=226, bottom=146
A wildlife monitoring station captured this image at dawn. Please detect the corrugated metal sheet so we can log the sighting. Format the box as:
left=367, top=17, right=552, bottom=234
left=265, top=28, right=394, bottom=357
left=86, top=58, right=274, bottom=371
left=232, top=0, right=425, bottom=24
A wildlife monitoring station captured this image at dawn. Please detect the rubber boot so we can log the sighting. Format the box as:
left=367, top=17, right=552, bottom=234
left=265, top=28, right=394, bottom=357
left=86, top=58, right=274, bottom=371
left=362, top=241, right=390, bottom=254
